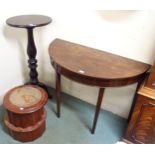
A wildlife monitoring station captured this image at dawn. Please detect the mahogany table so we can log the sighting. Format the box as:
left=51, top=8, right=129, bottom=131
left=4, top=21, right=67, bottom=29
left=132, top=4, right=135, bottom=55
left=6, top=15, right=52, bottom=97
left=49, top=39, right=150, bottom=134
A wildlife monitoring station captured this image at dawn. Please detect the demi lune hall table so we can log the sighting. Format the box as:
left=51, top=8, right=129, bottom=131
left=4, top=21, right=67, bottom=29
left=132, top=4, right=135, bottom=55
left=6, top=15, right=52, bottom=97
left=49, top=39, right=150, bottom=134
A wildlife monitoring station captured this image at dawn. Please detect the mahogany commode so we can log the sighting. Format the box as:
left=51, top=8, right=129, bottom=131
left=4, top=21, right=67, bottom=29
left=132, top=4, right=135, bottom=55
left=49, top=39, right=150, bottom=134
left=3, top=85, right=48, bottom=142
left=6, top=15, right=52, bottom=97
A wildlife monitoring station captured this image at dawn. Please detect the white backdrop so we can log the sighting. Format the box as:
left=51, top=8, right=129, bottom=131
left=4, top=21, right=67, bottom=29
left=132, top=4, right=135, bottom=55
left=0, top=2, right=155, bottom=118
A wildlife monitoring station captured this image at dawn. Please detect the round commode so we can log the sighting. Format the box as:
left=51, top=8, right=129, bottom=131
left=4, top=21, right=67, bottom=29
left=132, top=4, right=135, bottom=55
left=3, top=85, right=48, bottom=142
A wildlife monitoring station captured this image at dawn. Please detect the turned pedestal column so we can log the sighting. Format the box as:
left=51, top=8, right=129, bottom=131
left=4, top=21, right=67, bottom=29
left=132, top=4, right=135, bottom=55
left=6, top=15, right=52, bottom=97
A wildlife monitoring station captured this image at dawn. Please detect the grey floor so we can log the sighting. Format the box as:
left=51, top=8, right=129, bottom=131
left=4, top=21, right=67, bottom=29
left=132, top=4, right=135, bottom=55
left=0, top=89, right=127, bottom=144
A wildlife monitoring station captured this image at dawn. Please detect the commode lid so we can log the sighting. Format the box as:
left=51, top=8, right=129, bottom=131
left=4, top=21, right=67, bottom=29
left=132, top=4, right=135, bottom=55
left=9, top=86, right=42, bottom=108
left=3, top=85, right=48, bottom=114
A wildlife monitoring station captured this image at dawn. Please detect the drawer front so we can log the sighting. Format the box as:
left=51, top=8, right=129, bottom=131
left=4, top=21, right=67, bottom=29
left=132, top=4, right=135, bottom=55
left=129, top=95, right=155, bottom=143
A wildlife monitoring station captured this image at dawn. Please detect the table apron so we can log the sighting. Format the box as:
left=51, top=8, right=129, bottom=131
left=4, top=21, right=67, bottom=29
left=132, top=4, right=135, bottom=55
left=53, top=63, right=147, bottom=87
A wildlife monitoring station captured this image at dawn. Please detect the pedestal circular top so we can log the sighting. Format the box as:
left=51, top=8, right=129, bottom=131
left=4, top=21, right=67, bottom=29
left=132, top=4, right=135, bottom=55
left=6, top=15, right=52, bottom=28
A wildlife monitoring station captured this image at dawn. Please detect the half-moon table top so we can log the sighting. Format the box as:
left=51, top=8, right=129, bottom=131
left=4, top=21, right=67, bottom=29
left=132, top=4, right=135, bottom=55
left=6, top=15, right=52, bottom=28
left=49, top=39, right=151, bottom=87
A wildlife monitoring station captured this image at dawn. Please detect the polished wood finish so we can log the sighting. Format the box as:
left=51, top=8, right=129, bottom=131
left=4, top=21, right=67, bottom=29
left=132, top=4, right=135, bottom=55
left=124, top=61, right=155, bottom=144
left=6, top=15, right=52, bottom=28
left=3, top=85, right=48, bottom=142
left=123, top=80, right=155, bottom=143
left=145, top=61, right=155, bottom=89
left=6, top=15, right=52, bottom=97
left=49, top=39, right=150, bottom=87
left=49, top=39, right=150, bottom=134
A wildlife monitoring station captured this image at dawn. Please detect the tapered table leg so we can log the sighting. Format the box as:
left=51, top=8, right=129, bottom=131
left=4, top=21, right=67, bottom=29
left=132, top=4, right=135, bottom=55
left=56, top=70, right=61, bottom=118
left=91, top=88, right=105, bottom=134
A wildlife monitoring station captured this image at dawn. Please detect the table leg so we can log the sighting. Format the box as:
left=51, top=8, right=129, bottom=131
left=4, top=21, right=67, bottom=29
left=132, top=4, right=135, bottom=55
left=56, top=70, right=61, bottom=118
left=91, top=88, right=105, bottom=134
